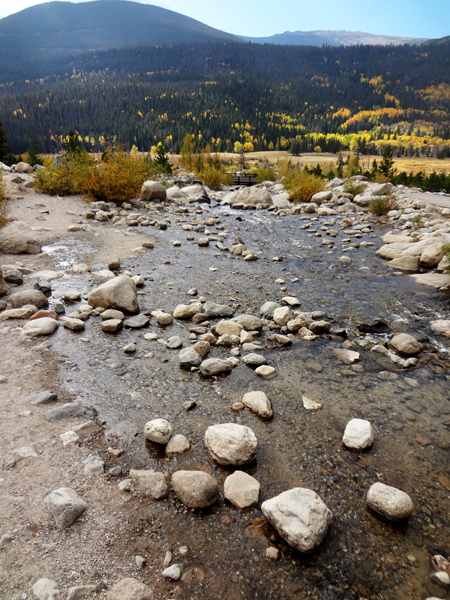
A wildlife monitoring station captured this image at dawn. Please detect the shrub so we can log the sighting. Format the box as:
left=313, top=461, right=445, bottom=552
left=0, top=172, right=9, bottom=227
left=200, top=165, right=232, bottom=190
left=34, top=151, right=92, bottom=196
left=343, top=181, right=367, bottom=196
left=254, top=167, right=276, bottom=183
left=284, top=170, right=325, bottom=203
left=369, top=193, right=398, bottom=216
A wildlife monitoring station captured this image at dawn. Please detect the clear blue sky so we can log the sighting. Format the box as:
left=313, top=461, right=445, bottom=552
left=2, top=0, right=450, bottom=39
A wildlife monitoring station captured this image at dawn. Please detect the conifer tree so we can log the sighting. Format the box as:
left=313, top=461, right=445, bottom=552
left=27, top=134, right=44, bottom=167
left=153, top=142, right=172, bottom=175
left=379, top=145, right=395, bottom=178
left=0, top=121, right=16, bottom=166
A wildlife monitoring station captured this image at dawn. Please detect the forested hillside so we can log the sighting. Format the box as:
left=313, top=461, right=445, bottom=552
left=1, top=40, right=449, bottom=156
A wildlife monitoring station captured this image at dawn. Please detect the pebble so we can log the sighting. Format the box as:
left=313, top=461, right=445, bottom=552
left=123, top=343, right=136, bottom=353
left=144, top=419, right=172, bottom=444
left=366, top=482, right=414, bottom=521
left=302, top=395, right=322, bottom=410
left=162, top=564, right=183, bottom=580
left=255, top=365, right=276, bottom=377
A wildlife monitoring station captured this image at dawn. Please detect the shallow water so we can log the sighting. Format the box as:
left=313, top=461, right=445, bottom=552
left=46, top=205, right=450, bottom=599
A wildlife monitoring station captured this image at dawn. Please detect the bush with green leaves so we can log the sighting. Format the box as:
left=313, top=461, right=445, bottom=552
left=284, top=170, right=325, bottom=203
left=343, top=181, right=367, bottom=196
left=254, top=167, right=276, bottom=183
left=369, top=193, right=398, bottom=216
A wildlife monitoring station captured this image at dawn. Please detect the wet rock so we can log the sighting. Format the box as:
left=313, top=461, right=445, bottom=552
left=72, top=421, right=101, bottom=437
left=173, top=303, right=202, bottom=319
left=88, top=275, right=139, bottom=313
left=20, top=390, right=57, bottom=405
left=107, top=578, right=153, bottom=600
left=0, top=221, right=41, bottom=254
left=203, top=301, right=234, bottom=318
left=216, top=333, right=240, bottom=346
left=389, top=333, right=422, bottom=355
left=224, top=471, right=260, bottom=509
left=140, top=180, right=166, bottom=202
left=260, top=302, right=280, bottom=318
left=431, top=572, right=450, bottom=590
left=179, top=347, right=202, bottom=368
left=240, top=330, right=254, bottom=344
left=271, top=333, right=292, bottom=345
left=199, top=358, right=233, bottom=376
left=0, top=306, right=37, bottom=320
left=388, top=256, right=420, bottom=271
left=162, top=564, right=183, bottom=581
left=22, top=317, right=59, bottom=336
left=265, top=547, right=280, bottom=562
left=166, top=434, right=190, bottom=455
left=193, top=340, right=210, bottom=357
left=273, top=306, right=291, bottom=326
left=261, top=488, right=332, bottom=552
left=171, top=470, right=219, bottom=508
left=302, top=396, right=322, bottom=410
left=242, top=353, right=267, bottom=367
left=199, top=332, right=217, bottom=344
left=167, top=336, right=183, bottom=349
left=4, top=269, right=23, bottom=285
left=101, top=309, right=125, bottom=321
left=8, top=289, right=48, bottom=309
left=255, top=365, right=277, bottom=377
left=124, top=315, right=149, bottom=329
left=44, top=488, right=88, bottom=529
left=230, top=243, right=246, bottom=255
left=153, top=310, right=173, bottom=326
left=366, top=482, right=414, bottom=521
left=205, top=423, right=258, bottom=466
left=62, top=317, right=85, bottom=331
left=309, top=320, right=331, bottom=334
left=430, top=320, right=450, bottom=337
left=45, top=403, right=95, bottom=422
left=214, top=320, right=243, bottom=337
left=332, top=348, right=360, bottom=364
left=130, top=470, right=169, bottom=499
left=63, top=289, right=81, bottom=303
left=343, top=419, right=374, bottom=450
left=144, top=419, right=172, bottom=444
left=242, top=391, right=273, bottom=419
left=198, top=238, right=209, bottom=247
left=101, top=319, right=123, bottom=333
left=32, top=578, right=59, bottom=600
left=287, top=318, right=307, bottom=332
left=123, top=343, right=136, bottom=353
left=232, top=314, right=263, bottom=330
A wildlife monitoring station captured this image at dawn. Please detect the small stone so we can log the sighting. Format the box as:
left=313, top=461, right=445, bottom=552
left=179, top=346, right=202, bottom=368
left=101, top=309, right=125, bottom=320
left=343, top=419, right=374, bottom=450
left=366, top=482, right=414, bottom=521
left=193, top=340, right=210, bottom=357
left=389, top=333, right=422, bottom=355
left=332, top=348, right=360, bottom=364
left=302, top=396, right=322, bottom=410
left=144, top=418, right=172, bottom=444
left=62, top=317, right=85, bottom=331
left=130, top=469, right=169, bottom=499
left=255, top=365, right=276, bottom=378
left=154, top=311, right=173, bottom=326
left=231, top=402, right=245, bottom=412
left=205, top=423, right=258, bottom=466
left=32, top=578, right=59, bottom=600
left=166, top=434, right=190, bottom=455
left=273, top=306, right=291, bottom=326
left=265, top=547, right=280, bottom=562
left=20, top=390, right=58, bottom=405
left=101, top=319, right=122, bottom=333
left=135, top=556, right=146, bottom=570
left=124, top=315, right=149, bottom=329
left=198, top=238, right=209, bottom=247
left=242, top=391, right=273, bottom=419
left=242, top=353, right=267, bottom=367
left=107, top=578, right=153, bottom=600
left=67, top=585, right=97, bottom=600
left=431, top=572, right=450, bottom=590
left=63, top=289, right=81, bottom=302
left=171, top=470, right=220, bottom=508
left=60, top=431, right=80, bottom=447
left=124, top=343, right=136, bottom=353
left=199, top=358, right=233, bottom=376
left=162, top=564, right=183, bottom=581
left=224, top=471, right=260, bottom=509
left=167, top=336, right=183, bottom=349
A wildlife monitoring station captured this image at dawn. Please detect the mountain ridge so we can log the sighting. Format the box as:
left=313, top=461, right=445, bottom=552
left=244, top=29, right=428, bottom=46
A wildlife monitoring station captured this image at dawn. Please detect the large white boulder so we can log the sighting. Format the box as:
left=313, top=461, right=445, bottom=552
left=88, top=275, right=139, bottom=313
left=205, top=423, right=257, bottom=465
left=140, top=180, right=166, bottom=202
left=261, top=488, right=332, bottom=552
left=227, top=187, right=272, bottom=208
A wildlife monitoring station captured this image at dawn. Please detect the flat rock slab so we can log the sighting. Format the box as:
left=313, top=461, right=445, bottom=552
left=45, top=403, right=96, bottom=422
left=242, top=353, right=267, bottom=367
left=20, top=390, right=58, bottom=405
left=124, top=315, right=150, bottom=328
left=171, top=470, right=219, bottom=508
left=332, top=348, right=360, bottom=364
left=44, top=487, right=88, bottom=529
left=262, top=487, right=332, bottom=552
left=366, top=482, right=414, bottom=521
left=203, top=301, right=234, bottom=318
left=205, top=423, right=258, bottom=465
left=199, top=358, right=233, bottom=376
left=130, top=470, right=169, bottom=499
left=409, top=272, right=450, bottom=289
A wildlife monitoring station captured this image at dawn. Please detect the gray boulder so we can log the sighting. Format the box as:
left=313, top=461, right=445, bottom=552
left=140, top=180, right=166, bottom=202
left=44, top=488, right=88, bottom=529
left=203, top=301, right=234, bottom=318
left=130, top=470, right=169, bottom=499
left=179, top=346, right=202, bottom=368
left=171, top=470, right=219, bottom=508
left=88, top=275, right=139, bottom=313
left=7, top=289, right=48, bottom=309
left=0, top=221, right=41, bottom=254
left=199, top=358, right=233, bottom=376
left=20, top=390, right=57, bottom=405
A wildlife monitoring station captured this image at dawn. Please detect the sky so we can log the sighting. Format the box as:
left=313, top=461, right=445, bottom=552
left=1, top=0, right=449, bottom=39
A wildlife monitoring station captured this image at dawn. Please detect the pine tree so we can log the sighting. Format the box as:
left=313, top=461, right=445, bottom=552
left=379, top=145, right=395, bottom=178
left=0, top=121, right=16, bottom=166
left=66, top=129, right=81, bottom=156
left=27, top=134, right=44, bottom=167
left=153, top=142, right=172, bottom=175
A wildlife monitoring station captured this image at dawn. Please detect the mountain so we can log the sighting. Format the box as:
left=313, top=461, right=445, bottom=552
left=245, top=30, right=428, bottom=46
left=0, top=0, right=241, bottom=64
left=423, top=35, right=450, bottom=46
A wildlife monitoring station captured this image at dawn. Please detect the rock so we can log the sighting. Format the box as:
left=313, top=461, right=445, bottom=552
left=431, top=572, right=450, bottom=590
left=140, top=180, right=166, bottom=202
left=173, top=303, right=202, bottom=319
left=409, top=272, right=450, bottom=288
left=214, top=320, right=243, bottom=337
left=182, top=184, right=209, bottom=203
left=240, top=330, right=254, bottom=344
left=30, top=309, right=58, bottom=321
left=287, top=318, right=307, bottom=333
left=124, top=315, right=149, bottom=328
left=388, top=256, right=420, bottom=271
left=261, top=488, right=332, bottom=552
left=255, top=365, right=276, bottom=377
left=4, top=269, right=23, bottom=285
left=30, top=270, right=63, bottom=282
left=171, top=470, right=219, bottom=508
left=198, top=238, right=209, bottom=247
left=377, top=243, right=414, bottom=260
left=44, top=488, right=88, bottom=529
left=153, top=310, right=173, bottom=326
left=66, top=585, right=97, bottom=600
left=366, top=482, right=414, bottom=521
left=232, top=314, right=263, bottom=330
left=15, top=161, right=33, bottom=173
left=20, top=390, right=57, bottom=405
left=72, top=421, right=101, bottom=438
left=101, top=309, right=125, bottom=320
left=389, top=333, right=422, bottom=355
left=84, top=456, right=104, bottom=476
left=265, top=547, right=280, bottom=562
left=88, top=275, right=139, bottom=313
left=8, top=289, right=48, bottom=309
left=162, top=564, right=183, bottom=581
left=430, top=320, right=450, bottom=337
left=420, top=242, right=446, bottom=268
left=107, top=578, right=153, bottom=600
left=199, top=332, right=217, bottom=344
left=0, top=306, right=37, bottom=320
left=135, top=556, right=146, bottom=570
left=62, top=317, right=85, bottom=331
left=227, top=187, right=272, bottom=208
left=22, top=317, right=59, bottom=336
left=192, top=340, right=210, bottom=357
left=309, top=320, right=331, bottom=334
left=144, top=418, right=172, bottom=444
left=130, top=470, right=169, bottom=499
left=166, top=434, right=190, bottom=455
left=45, top=403, right=95, bottom=422
left=332, top=348, right=360, bottom=364
left=271, top=333, right=292, bottom=345
left=260, top=301, right=280, bottom=318
left=437, top=254, right=450, bottom=272
left=101, top=319, right=123, bottom=333
left=311, top=191, right=333, bottom=204
left=179, top=346, right=202, bottom=368
left=63, top=289, right=81, bottom=303
left=230, top=243, right=246, bottom=255
left=224, top=471, right=260, bottom=509
left=205, top=423, right=257, bottom=466
left=242, top=391, right=273, bottom=419
left=199, top=358, right=233, bottom=376
left=242, top=353, right=267, bottom=367
left=60, top=430, right=80, bottom=446
left=93, top=269, right=115, bottom=281
left=167, top=186, right=188, bottom=202
left=302, top=396, right=322, bottom=410
left=343, top=419, right=374, bottom=450
left=124, top=343, right=136, bottom=353
left=0, top=221, right=41, bottom=254
left=32, top=578, right=59, bottom=600
left=203, top=301, right=234, bottom=318
left=273, top=306, right=291, bottom=326
left=167, top=335, right=183, bottom=349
